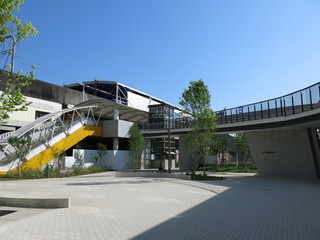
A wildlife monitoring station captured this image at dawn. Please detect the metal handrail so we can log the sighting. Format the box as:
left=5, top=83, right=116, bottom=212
left=141, top=117, right=196, bottom=131
left=0, top=105, right=100, bottom=144
left=142, top=82, right=320, bottom=131
left=0, top=132, right=13, bottom=140
left=0, top=104, right=103, bottom=169
left=215, top=82, right=320, bottom=124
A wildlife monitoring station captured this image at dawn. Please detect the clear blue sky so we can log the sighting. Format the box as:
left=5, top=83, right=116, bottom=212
left=14, top=0, right=320, bottom=110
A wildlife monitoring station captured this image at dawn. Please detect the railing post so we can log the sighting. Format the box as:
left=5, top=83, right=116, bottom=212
left=224, top=110, right=227, bottom=124
left=318, top=84, right=320, bottom=106
left=310, top=88, right=313, bottom=110
left=260, top=103, right=263, bottom=119
left=254, top=104, right=256, bottom=120
left=241, top=108, right=244, bottom=121
left=292, top=95, right=295, bottom=114
left=275, top=99, right=278, bottom=117
left=300, top=92, right=304, bottom=112
left=236, top=108, right=238, bottom=122
left=267, top=102, right=270, bottom=118
left=248, top=106, right=250, bottom=120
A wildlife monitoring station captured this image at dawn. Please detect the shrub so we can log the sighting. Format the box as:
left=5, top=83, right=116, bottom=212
left=192, top=174, right=224, bottom=180
left=88, top=166, right=104, bottom=174
left=72, top=166, right=105, bottom=175
left=23, top=168, right=45, bottom=179
left=72, top=167, right=88, bottom=175
left=5, top=170, right=19, bottom=178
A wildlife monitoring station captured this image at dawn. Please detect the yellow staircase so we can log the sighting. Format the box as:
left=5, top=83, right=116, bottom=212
left=0, top=125, right=102, bottom=175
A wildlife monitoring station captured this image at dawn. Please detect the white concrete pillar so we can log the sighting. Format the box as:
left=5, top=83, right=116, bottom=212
left=113, top=137, right=119, bottom=150
left=114, top=109, right=119, bottom=120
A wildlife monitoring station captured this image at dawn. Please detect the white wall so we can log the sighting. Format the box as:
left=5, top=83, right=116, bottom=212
left=127, top=92, right=162, bottom=111
left=106, top=150, right=130, bottom=170
left=103, top=120, right=134, bottom=138
left=5, top=94, right=62, bottom=127
left=205, top=155, right=218, bottom=165
left=65, top=149, right=130, bottom=170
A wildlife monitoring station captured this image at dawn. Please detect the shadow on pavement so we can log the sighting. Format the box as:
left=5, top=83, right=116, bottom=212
left=131, top=176, right=320, bottom=240
left=66, top=178, right=168, bottom=186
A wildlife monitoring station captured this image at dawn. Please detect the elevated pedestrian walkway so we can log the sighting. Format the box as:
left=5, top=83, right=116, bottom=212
left=0, top=105, right=103, bottom=175
left=142, top=81, right=320, bottom=136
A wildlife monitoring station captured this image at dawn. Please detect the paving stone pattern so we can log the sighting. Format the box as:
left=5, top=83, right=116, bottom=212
left=0, top=172, right=319, bottom=240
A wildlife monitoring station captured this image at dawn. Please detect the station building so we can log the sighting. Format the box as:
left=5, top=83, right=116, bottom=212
left=0, top=75, right=182, bottom=171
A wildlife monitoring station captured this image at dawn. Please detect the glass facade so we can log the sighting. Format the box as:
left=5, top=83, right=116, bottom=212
left=148, top=104, right=175, bottom=130
left=150, top=137, right=175, bottom=161
left=148, top=104, right=176, bottom=163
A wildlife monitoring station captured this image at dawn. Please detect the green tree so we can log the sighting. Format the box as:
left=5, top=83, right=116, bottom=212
left=8, top=135, right=32, bottom=178
left=128, top=123, right=144, bottom=171
left=73, top=149, right=84, bottom=168
left=179, top=79, right=217, bottom=176
left=0, top=0, right=37, bottom=124
left=210, top=134, right=227, bottom=168
left=51, top=147, right=66, bottom=170
left=0, top=0, right=37, bottom=44
left=0, top=69, right=35, bottom=123
left=91, top=143, right=107, bottom=166
left=234, top=134, right=250, bottom=167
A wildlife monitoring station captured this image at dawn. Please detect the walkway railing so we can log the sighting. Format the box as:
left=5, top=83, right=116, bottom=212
left=141, top=117, right=196, bottom=131
left=216, top=82, right=320, bottom=124
left=142, top=82, right=320, bottom=131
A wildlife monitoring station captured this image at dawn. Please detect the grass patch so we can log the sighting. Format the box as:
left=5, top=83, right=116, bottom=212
left=0, top=166, right=106, bottom=180
left=73, top=166, right=105, bottom=175
left=192, top=174, right=225, bottom=180
left=199, top=166, right=258, bottom=173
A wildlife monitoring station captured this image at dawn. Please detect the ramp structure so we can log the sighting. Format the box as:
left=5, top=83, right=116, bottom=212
left=0, top=105, right=103, bottom=175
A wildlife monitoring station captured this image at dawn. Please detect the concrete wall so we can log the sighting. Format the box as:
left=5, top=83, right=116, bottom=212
left=4, top=94, right=62, bottom=127
left=245, top=128, right=319, bottom=179
left=103, top=120, right=134, bottom=138
left=21, top=79, right=100, bottom=106
left=307, top=128, right=320, bottom=177
left=65, top=149, right=97, bottom=168
left=106, top=150, right=130, bottom=170
left=0, top=71, right=103, bottom=130
left=205, top=155, right=217, bottom=165
left=65, top=149, right=130, bottom=170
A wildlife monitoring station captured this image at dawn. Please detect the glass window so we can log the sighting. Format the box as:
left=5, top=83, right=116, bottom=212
left=35, top=111, right=49, bottom=119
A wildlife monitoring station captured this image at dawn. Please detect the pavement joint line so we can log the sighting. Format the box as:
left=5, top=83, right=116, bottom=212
left=0, top=172, right=319, bottom=239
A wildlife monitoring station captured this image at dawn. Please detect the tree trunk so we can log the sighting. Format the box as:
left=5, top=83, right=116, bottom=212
left=18, top=162, right=22, bottom=178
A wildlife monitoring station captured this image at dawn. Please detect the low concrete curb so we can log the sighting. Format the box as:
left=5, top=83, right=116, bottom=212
left=115, top=171, right=192, bottom=180
left=0, top=197, right=70, bottom=209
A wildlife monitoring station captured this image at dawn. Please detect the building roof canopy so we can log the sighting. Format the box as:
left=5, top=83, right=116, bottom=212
left=75, top=99, right=149, bottom=123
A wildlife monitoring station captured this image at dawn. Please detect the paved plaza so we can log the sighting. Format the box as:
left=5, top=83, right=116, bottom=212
left=0, top=172, right=320, bottom=240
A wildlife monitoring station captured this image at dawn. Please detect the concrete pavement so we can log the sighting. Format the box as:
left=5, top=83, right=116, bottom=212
left=0, top=172, right=320, bottom=240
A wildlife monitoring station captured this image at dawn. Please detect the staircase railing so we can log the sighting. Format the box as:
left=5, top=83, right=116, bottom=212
left=0, top=105, right=103, bottom=171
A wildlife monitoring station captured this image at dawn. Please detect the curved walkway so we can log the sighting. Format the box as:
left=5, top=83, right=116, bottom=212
left=0, top=172, right=320, bottom=240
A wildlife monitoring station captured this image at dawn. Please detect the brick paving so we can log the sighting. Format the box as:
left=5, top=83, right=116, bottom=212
left=0, top=172, right=320, bottom=240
